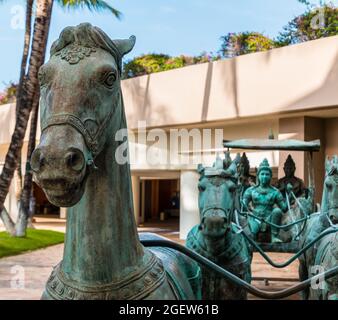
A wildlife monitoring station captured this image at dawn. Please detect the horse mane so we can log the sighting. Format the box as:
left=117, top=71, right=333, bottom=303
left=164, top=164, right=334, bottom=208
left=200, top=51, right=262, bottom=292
left=321, top=155, right=338, bottom=213
left=199, top=153, right=240, bottom=181
left=50, top=23, right=123, bottom=73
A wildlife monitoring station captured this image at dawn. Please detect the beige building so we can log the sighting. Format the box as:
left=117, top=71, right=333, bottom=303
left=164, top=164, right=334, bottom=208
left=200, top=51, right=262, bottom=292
left=1, top=35, right=338, bottom=239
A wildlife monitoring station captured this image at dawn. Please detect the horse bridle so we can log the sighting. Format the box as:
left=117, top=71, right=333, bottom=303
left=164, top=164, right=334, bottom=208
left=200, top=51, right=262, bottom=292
left=41, top=104, right=117, bottom=164
left=199, top=206, right=233, bottom=228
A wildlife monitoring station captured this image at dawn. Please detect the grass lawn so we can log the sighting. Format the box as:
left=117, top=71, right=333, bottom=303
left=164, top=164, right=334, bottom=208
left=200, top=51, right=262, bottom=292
left=0, top=229, right=64, bottom=259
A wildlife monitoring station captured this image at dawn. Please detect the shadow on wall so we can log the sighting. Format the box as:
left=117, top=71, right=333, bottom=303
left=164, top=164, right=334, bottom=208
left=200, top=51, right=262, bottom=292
left=201, top=62, right=213, bottom=121
left=277, top=52, right=338, bottom=113
left=123, top=39, right=338, bottom=127
left=124, top=74, right=176, bottom=127
left=215, top=39, right=338, bottom=120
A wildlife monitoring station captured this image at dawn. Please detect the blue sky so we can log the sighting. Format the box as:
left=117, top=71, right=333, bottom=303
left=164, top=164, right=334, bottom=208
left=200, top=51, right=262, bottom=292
left=0, top=0, right=335, bottom=90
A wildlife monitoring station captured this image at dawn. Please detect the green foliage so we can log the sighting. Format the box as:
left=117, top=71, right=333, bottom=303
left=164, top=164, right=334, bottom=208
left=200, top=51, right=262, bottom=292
left=0, top=229, right=64, bottom=258
left=0, top=82, right=17, bottom=105
left=122, top=54, right=170, bottom=78
left=56, top=0, right=122, bottom=19
left=122, top=52, right=221, bottom=79
left=219, top=32, right=276, bottom=58
left=276, top=4, right=338, bottom=45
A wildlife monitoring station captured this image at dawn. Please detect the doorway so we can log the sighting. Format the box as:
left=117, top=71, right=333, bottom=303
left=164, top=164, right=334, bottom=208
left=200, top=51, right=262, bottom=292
left=141, top=178, right=180, bottom=226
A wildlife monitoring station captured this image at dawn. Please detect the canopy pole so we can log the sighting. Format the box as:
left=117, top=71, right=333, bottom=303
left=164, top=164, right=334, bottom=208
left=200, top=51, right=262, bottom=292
left=307, top=151, right=315, bottom=211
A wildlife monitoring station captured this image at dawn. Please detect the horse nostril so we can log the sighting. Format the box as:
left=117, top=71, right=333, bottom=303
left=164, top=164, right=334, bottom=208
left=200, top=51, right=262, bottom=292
left=30, top=148, right=45, bottom=173
left=329, top=215, right=338, bottom=224
left=65, top=149, right=85, bottom=172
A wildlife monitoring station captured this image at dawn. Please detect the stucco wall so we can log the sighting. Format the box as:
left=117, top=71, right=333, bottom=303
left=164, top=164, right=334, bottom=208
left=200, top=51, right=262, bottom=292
left=0, top=103, right=40, bottom=146
left=122, top=36, right=338, bottom=129
left=129, top=119, right=279, bottom=171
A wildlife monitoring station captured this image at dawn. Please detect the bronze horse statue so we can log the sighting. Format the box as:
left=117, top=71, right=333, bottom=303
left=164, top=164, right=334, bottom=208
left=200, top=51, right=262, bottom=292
left=186, top=154, right=252, bottom=299
left=31, top=23, right=201, bottom=300
left=298, top=156, right=338, bottom=300
left=275, top=190, right=314, bottom=243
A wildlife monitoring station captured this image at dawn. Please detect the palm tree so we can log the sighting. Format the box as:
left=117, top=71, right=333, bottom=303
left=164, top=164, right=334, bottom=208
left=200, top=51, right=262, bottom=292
left=16, top=0, right=34, bottom=194
left=0, top=0, right=121, bottom=236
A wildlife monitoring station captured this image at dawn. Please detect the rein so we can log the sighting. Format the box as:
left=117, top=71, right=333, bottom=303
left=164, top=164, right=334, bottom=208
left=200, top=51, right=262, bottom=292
left=233, top=209, right=338, bottom=268
left=141, top=238, right=338, bottom=299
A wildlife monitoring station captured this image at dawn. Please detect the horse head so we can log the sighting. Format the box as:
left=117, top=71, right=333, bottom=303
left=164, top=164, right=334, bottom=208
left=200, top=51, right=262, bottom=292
left=323, top=156, right=338, bottom=224
left=197, top=153, right=240, bottom=239
left=31, top=23, right=135, bottom=207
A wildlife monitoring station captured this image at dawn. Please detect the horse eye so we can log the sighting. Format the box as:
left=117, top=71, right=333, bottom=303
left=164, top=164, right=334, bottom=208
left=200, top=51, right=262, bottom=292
left=102, top=71, right=116, bottom=88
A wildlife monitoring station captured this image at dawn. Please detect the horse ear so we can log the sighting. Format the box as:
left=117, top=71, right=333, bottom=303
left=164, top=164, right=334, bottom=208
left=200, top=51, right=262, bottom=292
left=114, top=35, right=136, bottom=57
left=334, top=155, right=338, bottom=166
left=325, top=156, right=331, bottom=172
left=233, top=153, right=241, bottom=165
left=228, top=153, right=240, bottom=175
left=197, top=164, right=204, bottom=175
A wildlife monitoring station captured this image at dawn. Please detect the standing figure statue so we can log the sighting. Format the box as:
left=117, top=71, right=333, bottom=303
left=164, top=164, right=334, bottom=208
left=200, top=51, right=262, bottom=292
left=238, top=152, right=256, bottom=197
left=242, top=159, right=288, bottom=243
left=276, top=155, right=306, bottom=199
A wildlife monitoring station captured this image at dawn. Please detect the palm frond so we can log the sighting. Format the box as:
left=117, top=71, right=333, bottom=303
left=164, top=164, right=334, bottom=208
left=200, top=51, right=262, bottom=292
left=57, top=0, right=122, bottom=19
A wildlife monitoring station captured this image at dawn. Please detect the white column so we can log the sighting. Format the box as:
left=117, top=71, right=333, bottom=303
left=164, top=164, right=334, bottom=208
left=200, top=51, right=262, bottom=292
left=141, top=180, right=145, bottom=224
left=131, top=175, right=140, bottom=225
left=60, top=208, right=67, bottom=219
left=179, top=170, right=200, bottom=240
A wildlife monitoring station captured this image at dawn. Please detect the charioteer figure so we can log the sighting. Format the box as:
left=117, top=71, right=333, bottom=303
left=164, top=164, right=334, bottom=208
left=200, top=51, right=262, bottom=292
left=242, top=159, right=288, bottom=243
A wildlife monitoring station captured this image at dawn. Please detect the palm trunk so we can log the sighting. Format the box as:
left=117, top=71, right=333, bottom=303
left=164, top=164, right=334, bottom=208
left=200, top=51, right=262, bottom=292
left=16, top=3, right=53, bottom=237
left=16, top=90, right=40, bottom=236
left=0, top=208, right=16, bottom=236
left=16, top=0, right=34, bottom=198
left=0, top=0, right=54, bottom=235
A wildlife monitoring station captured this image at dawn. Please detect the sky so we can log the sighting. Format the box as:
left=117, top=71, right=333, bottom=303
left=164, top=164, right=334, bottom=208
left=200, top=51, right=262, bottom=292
left=0, top=0, right=336, bottom=90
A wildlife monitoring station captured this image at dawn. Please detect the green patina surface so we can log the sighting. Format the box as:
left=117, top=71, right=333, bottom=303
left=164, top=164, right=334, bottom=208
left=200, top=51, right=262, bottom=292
left=242, top=158, right=288, bottom=243
left=223, top=138, right=320, bottom=151
left=0, top=229, right=64, bottom=258
left=26, top=22, right=337, bottom=301
left=31, top=23, right=200, bottom=300
left=299, top=156, right=338, bottom=300
left=187, top=153, right=252, bottom=300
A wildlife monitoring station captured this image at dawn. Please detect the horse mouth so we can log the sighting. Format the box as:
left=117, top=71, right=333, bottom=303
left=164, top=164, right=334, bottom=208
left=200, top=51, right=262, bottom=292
left=39, top=178, right=87, bottom=207
left=199, top=211, right=229, bottom=238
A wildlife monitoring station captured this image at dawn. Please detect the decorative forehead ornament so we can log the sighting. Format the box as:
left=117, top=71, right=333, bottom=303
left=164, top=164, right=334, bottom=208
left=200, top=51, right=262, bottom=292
left=50, top=23, right=135, bottom=74
left=55, top=45, right=97, bottom=65
left=257, top=158, right=272, bottom=175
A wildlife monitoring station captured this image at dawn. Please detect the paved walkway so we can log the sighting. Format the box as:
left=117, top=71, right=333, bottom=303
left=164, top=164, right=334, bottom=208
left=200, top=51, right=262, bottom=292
left=0, top=217, right=300, bottom=300
left=0, top=244, right=63, bottom=300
